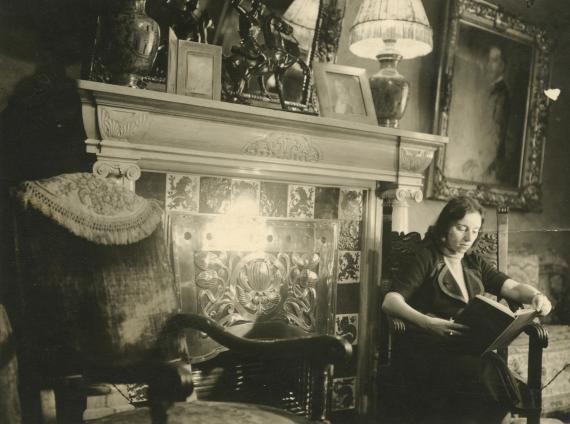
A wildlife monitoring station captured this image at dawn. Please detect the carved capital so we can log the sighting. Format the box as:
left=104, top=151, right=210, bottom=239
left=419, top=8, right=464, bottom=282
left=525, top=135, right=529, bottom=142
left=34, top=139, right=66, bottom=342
left=93, top=160, right=141, bottom=191
left=399, top=146, right=434, bottom=174
left=242, top=132, right=321, bottom=162
left=380, top=188, right=423, bottom=207
left=99, top=107, right=149, bottom=141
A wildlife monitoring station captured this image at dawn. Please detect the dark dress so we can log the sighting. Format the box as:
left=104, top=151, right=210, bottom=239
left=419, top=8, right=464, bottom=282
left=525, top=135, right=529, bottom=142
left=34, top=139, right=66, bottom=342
left=389, top=241, right=526, bottom=423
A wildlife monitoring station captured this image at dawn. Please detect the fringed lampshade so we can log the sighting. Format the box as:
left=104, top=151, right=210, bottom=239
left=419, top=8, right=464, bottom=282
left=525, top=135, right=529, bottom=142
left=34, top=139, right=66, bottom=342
left=282, top=0, right=320, bottom=51
left=349, top=0, right=433, bottom=127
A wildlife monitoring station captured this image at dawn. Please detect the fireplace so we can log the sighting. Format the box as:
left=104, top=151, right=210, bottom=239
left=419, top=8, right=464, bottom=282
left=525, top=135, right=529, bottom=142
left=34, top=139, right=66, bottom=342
left=78, top=80, right=447, bottom=417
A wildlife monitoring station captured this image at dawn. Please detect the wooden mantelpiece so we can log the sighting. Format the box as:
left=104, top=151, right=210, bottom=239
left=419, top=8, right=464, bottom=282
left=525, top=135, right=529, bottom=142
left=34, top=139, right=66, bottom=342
left=78, top=80, right=447, bottom=195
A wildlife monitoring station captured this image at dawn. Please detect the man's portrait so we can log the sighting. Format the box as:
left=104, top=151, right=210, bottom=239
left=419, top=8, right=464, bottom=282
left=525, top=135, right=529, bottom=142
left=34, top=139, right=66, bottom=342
left=444, top=22, right=532, bottom=187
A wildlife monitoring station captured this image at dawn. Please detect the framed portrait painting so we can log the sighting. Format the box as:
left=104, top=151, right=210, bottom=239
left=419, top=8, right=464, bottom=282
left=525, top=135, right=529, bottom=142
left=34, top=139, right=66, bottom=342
left=429, top=0, right=553, bottom=211
left=313, top=63, right=377, bottom=125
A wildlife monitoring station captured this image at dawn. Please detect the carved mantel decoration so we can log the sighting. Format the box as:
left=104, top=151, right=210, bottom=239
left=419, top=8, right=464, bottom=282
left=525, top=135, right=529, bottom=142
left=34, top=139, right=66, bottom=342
left=100, top=108, right=150, bottom=141
left=242, top=132, right=321, bottom=162
left=78, top=80, right=446, bottom=192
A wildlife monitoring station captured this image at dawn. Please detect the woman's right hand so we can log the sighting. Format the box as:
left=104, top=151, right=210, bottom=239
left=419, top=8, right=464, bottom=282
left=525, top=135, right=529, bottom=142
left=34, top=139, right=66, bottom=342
left=422, top=316, right=469, bottom=339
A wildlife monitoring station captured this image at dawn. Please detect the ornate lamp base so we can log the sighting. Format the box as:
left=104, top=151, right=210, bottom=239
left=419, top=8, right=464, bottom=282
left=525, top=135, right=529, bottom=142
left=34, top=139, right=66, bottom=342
left=369, top=53, right=410, bottom=128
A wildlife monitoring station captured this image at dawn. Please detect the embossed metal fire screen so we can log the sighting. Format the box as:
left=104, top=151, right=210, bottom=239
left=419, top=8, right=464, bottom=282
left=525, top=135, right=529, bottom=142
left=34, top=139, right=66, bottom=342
left=171, top=214, right=337, bottom=362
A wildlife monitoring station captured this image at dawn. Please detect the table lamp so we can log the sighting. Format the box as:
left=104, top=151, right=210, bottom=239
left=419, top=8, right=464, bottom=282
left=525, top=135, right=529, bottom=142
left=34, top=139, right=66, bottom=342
left=281, top=0, right=321, bottom=52
left=349, top=0, right=433, bottom=128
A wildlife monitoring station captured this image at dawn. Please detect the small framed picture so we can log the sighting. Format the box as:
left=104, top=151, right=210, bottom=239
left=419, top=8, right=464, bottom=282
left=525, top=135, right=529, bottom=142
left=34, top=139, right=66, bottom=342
left=167, top=30, right=222, bottom=100
left=313, top=63, right=377, bottom=124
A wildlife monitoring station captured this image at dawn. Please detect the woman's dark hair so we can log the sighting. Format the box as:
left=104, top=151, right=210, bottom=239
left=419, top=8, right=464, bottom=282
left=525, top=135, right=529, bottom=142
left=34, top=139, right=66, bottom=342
left=426, top=196, right=485, bottom=246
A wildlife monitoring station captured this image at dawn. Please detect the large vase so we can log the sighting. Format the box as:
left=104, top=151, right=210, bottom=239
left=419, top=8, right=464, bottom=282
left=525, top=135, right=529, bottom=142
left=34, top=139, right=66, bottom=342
left=97, top=0, right=160, bottom=87
left=369, top=53, right=410, bottom=128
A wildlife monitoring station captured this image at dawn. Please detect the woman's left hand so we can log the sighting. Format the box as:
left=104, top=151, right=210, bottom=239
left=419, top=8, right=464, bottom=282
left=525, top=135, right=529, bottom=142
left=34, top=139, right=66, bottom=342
left=532, top=293, right=552, bottom=316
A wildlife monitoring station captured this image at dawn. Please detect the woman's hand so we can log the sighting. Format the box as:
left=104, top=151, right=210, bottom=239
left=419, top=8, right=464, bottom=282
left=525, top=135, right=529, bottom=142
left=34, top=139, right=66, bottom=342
left=501, top=280, right=553, bottom=316
left=532, top=293, right=552, bottom=316
left=422, top=316, right=469, bottom=339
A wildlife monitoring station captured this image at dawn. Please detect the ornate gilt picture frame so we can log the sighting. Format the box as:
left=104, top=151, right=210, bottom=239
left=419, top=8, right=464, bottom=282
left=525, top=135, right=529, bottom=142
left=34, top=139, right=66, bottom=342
left=429, top=0, right=554, bottom=211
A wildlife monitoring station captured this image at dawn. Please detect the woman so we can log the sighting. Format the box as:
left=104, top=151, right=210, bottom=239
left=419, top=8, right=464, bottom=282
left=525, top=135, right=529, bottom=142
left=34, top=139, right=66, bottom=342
left=382, top=196, right=551, bottom=424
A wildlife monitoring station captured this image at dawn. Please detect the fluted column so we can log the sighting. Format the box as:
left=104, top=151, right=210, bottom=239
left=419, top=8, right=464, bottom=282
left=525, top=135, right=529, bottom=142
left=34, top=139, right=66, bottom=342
left=380, top=187, right=423, bottom=233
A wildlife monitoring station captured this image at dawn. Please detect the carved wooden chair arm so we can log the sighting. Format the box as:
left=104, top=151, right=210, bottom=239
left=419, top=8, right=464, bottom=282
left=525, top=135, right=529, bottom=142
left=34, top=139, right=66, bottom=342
left=88, top=314, right=353, bottom=423
left=165, top=313, right=352, bottom=422
left=165, top=313, right=353, bottom=364
left=524, top=322, right=549, bottom=349
left=518, top=322, right=548, bottom=421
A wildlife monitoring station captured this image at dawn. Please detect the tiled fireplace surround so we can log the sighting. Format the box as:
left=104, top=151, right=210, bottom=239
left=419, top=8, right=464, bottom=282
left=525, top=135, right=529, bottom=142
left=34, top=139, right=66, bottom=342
left=78, top=80, right=447, bottom=419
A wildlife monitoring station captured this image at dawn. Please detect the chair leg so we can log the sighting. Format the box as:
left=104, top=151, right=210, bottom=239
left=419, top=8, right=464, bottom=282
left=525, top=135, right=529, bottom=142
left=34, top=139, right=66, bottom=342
left=148, top=384, right=170, bottom=424
left=54, top=376, right=87, bottom=424
left=17, top=379, right=43, bottom=424
left=526, top=411, right=540, bottom=424
left=310, top=363, right=331, bottom=422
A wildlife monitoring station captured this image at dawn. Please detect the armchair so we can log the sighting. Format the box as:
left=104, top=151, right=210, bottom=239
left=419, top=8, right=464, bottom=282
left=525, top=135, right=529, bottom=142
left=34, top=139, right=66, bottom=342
left=8, top=173, right=352, bottom=424
left=378, top=207, right=548, bottom=424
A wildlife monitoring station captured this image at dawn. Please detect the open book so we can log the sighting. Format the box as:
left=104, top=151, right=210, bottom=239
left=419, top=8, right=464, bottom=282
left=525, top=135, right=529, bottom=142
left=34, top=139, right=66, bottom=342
left=454, top=295, right=539, bottom=355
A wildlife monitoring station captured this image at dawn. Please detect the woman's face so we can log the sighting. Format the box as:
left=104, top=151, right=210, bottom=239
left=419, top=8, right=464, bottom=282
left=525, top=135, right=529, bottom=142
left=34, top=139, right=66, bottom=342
left=444, top=212, right=482, bottom=255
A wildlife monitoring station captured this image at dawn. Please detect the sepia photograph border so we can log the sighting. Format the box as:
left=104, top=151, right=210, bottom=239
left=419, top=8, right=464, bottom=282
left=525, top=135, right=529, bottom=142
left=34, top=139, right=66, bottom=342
left=428, top=0, right=554, bottom=211
left=313, top=63, right=377, bottom=125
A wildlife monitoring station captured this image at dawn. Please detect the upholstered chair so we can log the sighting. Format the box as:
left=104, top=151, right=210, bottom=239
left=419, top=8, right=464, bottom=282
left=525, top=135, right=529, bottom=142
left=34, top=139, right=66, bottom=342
left=8, top=173, right=351, bottom=424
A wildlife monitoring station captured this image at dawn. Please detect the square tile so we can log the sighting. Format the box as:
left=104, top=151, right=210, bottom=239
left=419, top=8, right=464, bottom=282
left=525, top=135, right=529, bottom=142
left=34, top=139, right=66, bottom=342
left=165, top=173, right=199, bottom=212
left=338, top=251, right=360, bottom=284
left=230, top=179, right=260, bottom=215
left=136, top=172, right=166, bottom=207
left=338, top=220, right=362, bottom=251
left=287, top=185, right=315, bottom=219
left=199, top=176, right=231, bottom=214
left=331, top=377, right=357, bottom=411
left=260, top=181, right=288, bottom=217
left=335, top=313, right=358, bottom=345
left=314, top=187, right=339, bottom=219
left=336, top=284, right=360, bottom=314
left=339, top=188, right=363, bottom=220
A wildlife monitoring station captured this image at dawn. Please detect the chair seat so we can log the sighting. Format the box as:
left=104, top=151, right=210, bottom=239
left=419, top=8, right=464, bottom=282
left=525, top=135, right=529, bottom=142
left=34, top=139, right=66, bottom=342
left=92, top=400, right=311, bottom=424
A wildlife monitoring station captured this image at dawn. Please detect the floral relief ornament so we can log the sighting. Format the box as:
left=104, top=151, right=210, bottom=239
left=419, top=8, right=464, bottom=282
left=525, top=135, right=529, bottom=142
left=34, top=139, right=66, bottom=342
left=193, top=251, right=321, bottom=331
left=99, top=108, right=149, bottom=140
left=242, top=132, right=321, bottom=162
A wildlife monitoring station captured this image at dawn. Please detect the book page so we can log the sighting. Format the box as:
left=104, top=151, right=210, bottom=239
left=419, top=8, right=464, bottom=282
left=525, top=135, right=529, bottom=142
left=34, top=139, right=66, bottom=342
left=483, top=309, right=539, bottom=354
left=471, top=294, right=515, bottom=317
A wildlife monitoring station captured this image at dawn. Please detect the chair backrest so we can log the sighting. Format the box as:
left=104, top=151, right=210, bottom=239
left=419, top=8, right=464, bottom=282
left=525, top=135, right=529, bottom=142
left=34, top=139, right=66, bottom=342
left=9, top=174, right=337, bottom=420
left=11, top=204, right=185, bottom=380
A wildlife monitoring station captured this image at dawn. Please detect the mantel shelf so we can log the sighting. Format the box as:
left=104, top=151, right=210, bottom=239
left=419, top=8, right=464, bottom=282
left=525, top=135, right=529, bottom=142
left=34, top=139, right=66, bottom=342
left=78, top=80, right=447, bottom=189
